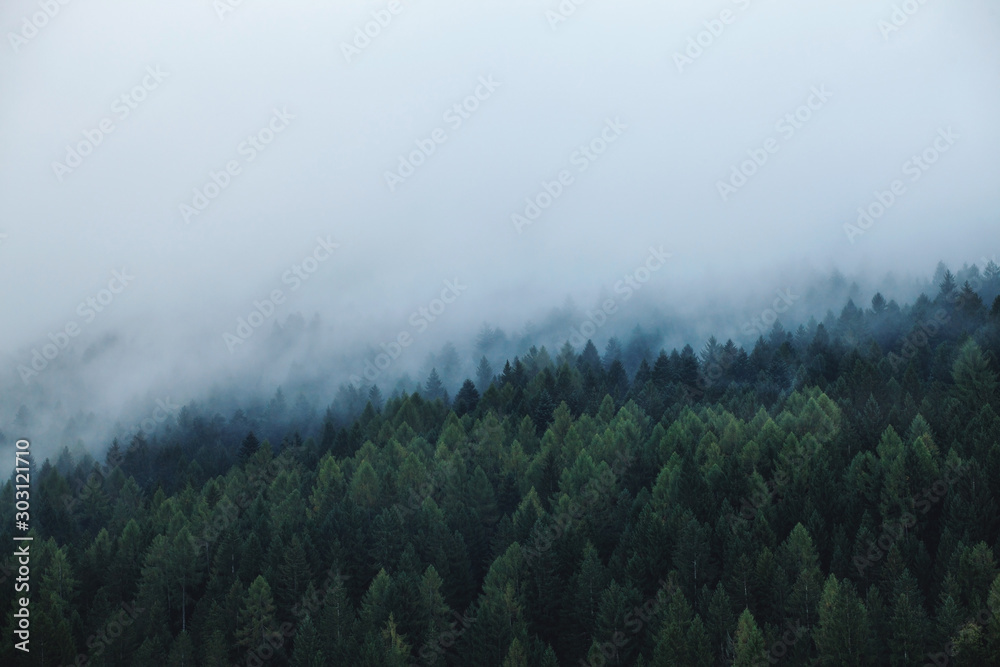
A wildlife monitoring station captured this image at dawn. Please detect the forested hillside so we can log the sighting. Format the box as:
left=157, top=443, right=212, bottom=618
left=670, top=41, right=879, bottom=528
left=4, top=267, right=1000, bottom=666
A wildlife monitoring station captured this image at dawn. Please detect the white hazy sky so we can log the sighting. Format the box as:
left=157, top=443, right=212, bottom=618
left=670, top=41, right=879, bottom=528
left=1, top=0, right=998, bottom=411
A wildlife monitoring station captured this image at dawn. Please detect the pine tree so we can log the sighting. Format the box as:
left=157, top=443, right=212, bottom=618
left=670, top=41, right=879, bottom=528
left=309, top=453, right=344, bottom=518
left=167, top=630, right=196, bottom=667
left=133, top=636, right=168, bottom=664
left=317, top=576, right=358, bottom=663
left=686, top=615, right=715, bottom=667
left=290, top=615, right=326, bottom=667
left=939, top=270, right=957, bottom=299
left=572, top=542, right=609, bottom=642
left=579, top=340, right=603, bottom=373
left=277, top=534, right=313, bottom=605
left=603, top=337, right=624, bottom=368
left=465, top=544, right=528, bottom=667
left=106, top=438, right=124, bottom=468
left=672, top=517, right=712, bottom=598
left=701, top=336, right=721, bottom=366
left=653, top=592, right=693, bottom=666
left=414, top=565, right=452, bottom=653
left=350, top=459, right=381, bottom=508
left=590, top=579, right=642, bottom=665
left=652, top=350, right=672, bottom=389
left=170, top=526, right=203, bottom=632
left=733, top=609, right=766, bottom=667
left=236, top=576, right=278, bottom=653
left=368, top=385, right=384, bottom=412
left=455, top=379, right=481, bottom=416
left=958, top=281, right=985, bottom=316
left=985, top=260, right=1000, bottom=283
left=606, top=360, right=630, bottom=402
left=677, top=345, right=701, bottom=389
left=477, top=356, right=495, bottom=393
left=813, top=575, right=871, bottom=665
left=889, top=570, right=930, bottom=665
left=871, top=292, right=887, bottom=315
left=202, top=629, right=230, bottom=666
left=476, top=323, right=506, bottom=354
left=240, top=431, right=261, bottom=462
left=377, top=614, right=411, bottom=667
left=952, top=340, right=997, bottom=408
left=424, top=368, right=448, bottom=402
left=502, top=637, right=529, bottom=667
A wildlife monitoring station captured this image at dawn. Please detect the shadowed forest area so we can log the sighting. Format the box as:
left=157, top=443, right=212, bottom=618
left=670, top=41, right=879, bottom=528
left=3, top=262, right=1000, bottom=666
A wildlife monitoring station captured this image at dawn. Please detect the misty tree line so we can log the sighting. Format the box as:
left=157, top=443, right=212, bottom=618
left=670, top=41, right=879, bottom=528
left=3, top=261, right=1000, bottom=666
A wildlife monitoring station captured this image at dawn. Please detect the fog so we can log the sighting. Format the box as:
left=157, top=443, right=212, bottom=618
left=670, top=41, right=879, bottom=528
left=2, top=0, right=998, bottom=458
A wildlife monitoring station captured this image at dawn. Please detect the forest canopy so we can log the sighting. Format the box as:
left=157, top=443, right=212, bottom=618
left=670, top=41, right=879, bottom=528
left=3, top=263, right=1000, bottom=666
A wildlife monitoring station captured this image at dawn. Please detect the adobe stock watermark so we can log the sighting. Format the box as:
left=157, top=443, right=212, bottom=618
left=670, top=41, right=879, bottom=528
left=60, top=398, right=180, bottom=516
left=923, top=604, right=997, bottom=666
left=392, top=436, right=484, bottom=524
left=886, top=308, right=949, bottom=373
left=189, top=447, right=303, bottom=556
left=580, top=577, right=681, bottom=667
left=545, top=0, right=591, bottom=31
left=412, top=608, right=477, bottom=666
left=740, top=289, right=799, bottom=337
left=568, top=246, right=671, bottom=347
left=855, top=461, right=968, bottom=576
left=384, top=75, right=502, bottom=192
left=349, top=278, right=468, bottom=387
left=236, top=566, right=351, bottom=667
left=522, top=448, right=633, bottom=565
left=673, top=0, right=754, bottom=74
left=67, top=599, right=145, bottom=664
left=340, top=0, right=408, bottom=63
left=717, top=86, right=832, bottom=202
left=7, top=0, right=73, bottom=53
left=843, top=127, right=957, bottom=243
left=752, top=620, right=808, bottom=666
left=883, top=254, right=996, bottom=372
left=401, top=437, right=489, bottom=667
left=213, top=0, right=248, bottom=21
left=179, top=107, right=295, bottom=224
left=223, top=236, right=339, bottom=353
left=52, top=66, right=169, bottom=182
left=511, top=117, right=627, bottom=234
left=128, top=396, right=182, bottom=439
left=853, top=512, right=916, bottom=577
left=17, top=268, right=135, bottom=384
left=878, top=0, right=932, bottom=41
left=61, top=447, right=124, bottom=516
left=727, top=443, right=811, bottom=532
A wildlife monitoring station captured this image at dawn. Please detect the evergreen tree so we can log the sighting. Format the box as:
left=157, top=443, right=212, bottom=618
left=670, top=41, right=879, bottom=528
left=952, top=340, right=997, bottom=408
left=579, top=340, right=603, bottom=373
left=424, top=368, right=448, bottom=402
left=813, top=575, right=871, bottom=665
left=604, top=337, right=624, bottom=368
left=290, top=615, right=326, bottom=667
left=939, top=270, right=957, bottom=299
left=236, top=576, right=278, bottom=653
left=477, top=356, right=496, bottom=393
left=455, top=379, right=481, bottom=416
left=167, top=630, right=196, bottom=667
left=240, top=431, right=261, bottom=462
left=871, top=292, right=887, bottom=315
left=368, top=385, right=384, bottom=412
left=11, top=257, right=1000, bottom=667
left=733, top=609, right=766, bottom=667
